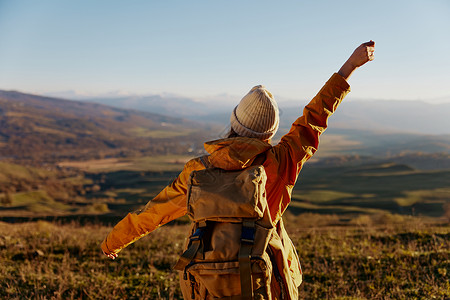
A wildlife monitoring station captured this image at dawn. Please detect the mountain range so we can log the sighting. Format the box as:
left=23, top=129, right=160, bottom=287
left=68, top=93, right=450, bottom=135
left=75, top=92, right=450, bottom=158
left=1, top=89, right=449, bottom=165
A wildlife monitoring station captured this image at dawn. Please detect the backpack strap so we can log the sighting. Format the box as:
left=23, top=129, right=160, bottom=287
left=238, top=220, right=256, bottom=299
left=173, top=221, right=207, bottom=271
left=199, top=155, right=211, bottom=169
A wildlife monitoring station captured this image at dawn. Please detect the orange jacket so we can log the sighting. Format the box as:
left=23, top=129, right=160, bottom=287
left=101, top=73, right=350, bottom=286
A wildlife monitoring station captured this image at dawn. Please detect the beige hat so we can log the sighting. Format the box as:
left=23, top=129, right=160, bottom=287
left=230, top=85, right=279, bottom=140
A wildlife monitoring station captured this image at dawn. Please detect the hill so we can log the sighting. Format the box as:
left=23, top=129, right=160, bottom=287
left=0, top=90, right=216, bottom=163
left=281, top=99, right=450, bottom=135
left=292, top=161, right=450, bottom=218
left=313, top=128, right=450, bottom=158
left=68, top=93, right=450, bottom=157
left=70, top=93, right=450, bottom=135
left=78, top=94, right=233, bottom=119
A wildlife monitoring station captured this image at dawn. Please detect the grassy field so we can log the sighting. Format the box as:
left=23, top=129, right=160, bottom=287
left=58, top=155, right=192, bottom=173
left=0, top=215, right=448, bottom=299
left=1, top=155, right=449, bottom=223
left=1, top=154, right=449, bottom=299
left=292, top=162, right=450, bottom=218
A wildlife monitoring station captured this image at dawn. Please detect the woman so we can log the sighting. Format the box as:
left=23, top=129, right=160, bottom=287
left=102, top=41, right=375, bottom=299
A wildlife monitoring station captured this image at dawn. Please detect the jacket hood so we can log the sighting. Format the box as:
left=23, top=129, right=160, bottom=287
left=204, top=137, right=272, bottom=170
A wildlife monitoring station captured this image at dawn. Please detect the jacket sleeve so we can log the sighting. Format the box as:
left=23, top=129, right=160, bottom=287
left=271, top=73, right=351, bottom=186
left=101, top=159, right=200, bottom=255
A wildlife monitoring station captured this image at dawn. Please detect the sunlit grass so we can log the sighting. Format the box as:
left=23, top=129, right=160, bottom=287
left=11, top=191, right=73, bottom=214
left=395, top=188, right=450, bottom=206
left=58, top=155, right=190, bottom=172
left=0, top=215, right=448, bottom=299
left=129, top=127, right=196, bottom=138
left=294, top=190, right=355, bottom=203
left=0, top=162, right=52, bottom=181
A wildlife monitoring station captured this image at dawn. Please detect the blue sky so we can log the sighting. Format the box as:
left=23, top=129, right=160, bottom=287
left=0, top=0, right=449, bottom=103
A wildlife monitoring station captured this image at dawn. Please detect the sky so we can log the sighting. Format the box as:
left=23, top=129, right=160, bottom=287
left=0, top=0, right=449, bottom=103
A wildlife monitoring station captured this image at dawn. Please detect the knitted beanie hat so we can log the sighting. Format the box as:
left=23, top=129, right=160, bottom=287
left=230, top=85, right=279, bottom=140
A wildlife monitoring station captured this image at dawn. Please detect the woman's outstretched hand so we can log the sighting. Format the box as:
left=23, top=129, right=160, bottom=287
left=338, top=40, right=375, bottom=80
left=103, top=250, right=118, bottom=260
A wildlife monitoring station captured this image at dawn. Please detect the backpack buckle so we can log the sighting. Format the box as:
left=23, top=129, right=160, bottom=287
left=190, top=227, right=205, bottom=241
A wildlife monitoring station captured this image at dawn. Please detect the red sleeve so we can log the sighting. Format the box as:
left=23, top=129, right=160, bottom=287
left=271, top=73, right=351, bottom=185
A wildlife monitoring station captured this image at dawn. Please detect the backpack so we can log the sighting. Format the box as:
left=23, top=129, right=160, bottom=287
left=174, top=156, right=288, bottom=299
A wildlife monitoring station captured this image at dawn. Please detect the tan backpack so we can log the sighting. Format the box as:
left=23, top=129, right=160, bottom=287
left=174, top=156, right=296, bottom=299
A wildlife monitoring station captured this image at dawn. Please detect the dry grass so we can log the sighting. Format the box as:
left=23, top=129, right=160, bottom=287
left=57, top=155, right=192, bottom=172
left=58, top=158, right=133, bottom=171
left=0, top=221, right=187, bottom=299
left=0, top=214, right=448, bottom=299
